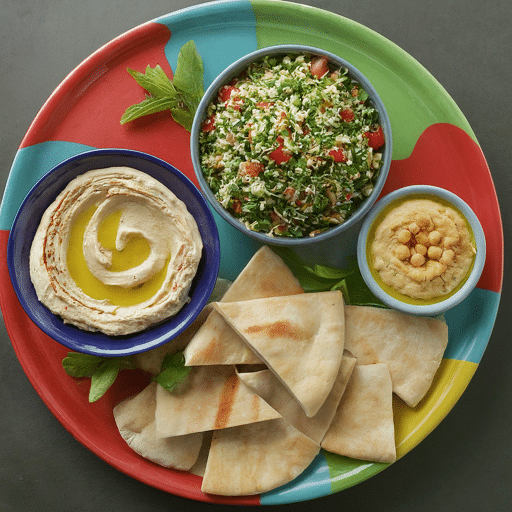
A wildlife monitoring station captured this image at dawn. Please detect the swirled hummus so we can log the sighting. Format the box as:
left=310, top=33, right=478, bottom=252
left=29, top=167, right=203, bottom=335
left=369, top=197, right=476, bottom=301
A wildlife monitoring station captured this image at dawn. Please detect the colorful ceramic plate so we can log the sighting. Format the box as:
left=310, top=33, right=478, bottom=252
left=0, top=0, right=503, bottom=506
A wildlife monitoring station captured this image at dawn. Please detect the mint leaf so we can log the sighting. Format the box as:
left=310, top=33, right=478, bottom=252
left=62, top=352, right=103, bottom=378
left=120, top=96, right=181, bottom=124
left=307, top=264, right=354, bottom=280
left=121, top=41, right=204, bottom=132
left=170, top=107, right=194, bottom=131
left=89, top=359, right=121, bottom=403
left=172, top=40, right=204, bottom=113
left=153, top=350, right=191, bottom=393
left=126, top=65, right=177, bottom=98
left=63, top=352, right=136, bottom=402
left=272, top=247, right=387, bottom=307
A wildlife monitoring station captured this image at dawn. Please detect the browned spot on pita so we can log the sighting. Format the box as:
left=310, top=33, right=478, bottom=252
left=214, top=373, right=240, bottom=430
left=246, top=320, right=306, bottom=341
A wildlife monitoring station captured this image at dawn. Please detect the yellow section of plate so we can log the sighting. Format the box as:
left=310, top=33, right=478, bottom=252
left=394, top=358, right=477, bottom=459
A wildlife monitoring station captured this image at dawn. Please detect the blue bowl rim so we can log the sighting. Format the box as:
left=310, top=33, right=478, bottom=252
left=191, top=44, right=392, bottom=246
left=356, top=185, right=487, bottom=316
left=7, top=148, right=221, bottom=356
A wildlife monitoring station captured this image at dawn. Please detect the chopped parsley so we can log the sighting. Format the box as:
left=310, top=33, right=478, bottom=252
left=198, top=53, right=385, bottom=238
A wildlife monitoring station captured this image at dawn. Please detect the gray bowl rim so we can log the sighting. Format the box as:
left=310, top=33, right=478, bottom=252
left=191, top=44, right=392, bottom=246
left=356, top=185, right=487, bottom=316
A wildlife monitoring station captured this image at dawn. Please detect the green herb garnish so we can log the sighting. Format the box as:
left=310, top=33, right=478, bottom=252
left=62, top=353, right=136, bottom=403
left=273, top=247, right=387, bottom=308
left=152, top=350, right=191, bottom=393
left=120, top=40, right=204, bottom=131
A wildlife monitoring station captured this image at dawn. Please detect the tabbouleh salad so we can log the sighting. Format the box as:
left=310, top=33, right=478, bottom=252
left=198, top=53, right=386, bottom=238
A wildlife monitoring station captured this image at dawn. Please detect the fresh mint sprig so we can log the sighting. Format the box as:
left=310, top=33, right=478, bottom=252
left=62, top=349, right=192, bottom=402
left=273, top=247, right=387, bottom=307
left=120, top=40, right=204, bottom=131
left=152, top=350, right=191, bottom=393
left=62, top=353, right=136, bottom=403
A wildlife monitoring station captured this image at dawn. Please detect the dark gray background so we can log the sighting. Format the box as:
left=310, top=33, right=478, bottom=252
left=1, top=0, right=510, bottom=511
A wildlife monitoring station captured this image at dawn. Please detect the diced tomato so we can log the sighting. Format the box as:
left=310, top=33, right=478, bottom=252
left=231, top=199, right=242, bottom=214
left=239, top=161, right=265, bottom=178
left=364, top=125, right=385, bottom=150
left=328, top=148, right=347, bottom=163
left=218, top=85, right=239, bottom=103
left=202, top=115, right=216, bottom=132
left=256, top=101, right=273, bottom=109
left=269, top=136, right=292, bottom=164
left=340, top=108, right=355, bottom=122
left=311, top=57, right=329, bottom=78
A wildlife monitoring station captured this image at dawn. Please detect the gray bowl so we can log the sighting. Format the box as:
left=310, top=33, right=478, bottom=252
left=357, top=185, right=486, bottom=316
left=191, top=44, right=392, bottom=246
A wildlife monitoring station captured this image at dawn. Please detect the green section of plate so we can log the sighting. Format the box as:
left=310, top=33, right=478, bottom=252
left=322, top=451, right=389, bottom=493
left=251, top=0, right=477, bottom=160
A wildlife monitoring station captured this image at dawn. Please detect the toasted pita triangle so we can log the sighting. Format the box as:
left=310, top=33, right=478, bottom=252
left=321, top=363, right=396, bottom=464
left=201, top=418, right=320, bottom=496
left=221, top=245, right=304, bottom=303
left=214, top=291, right=345, bottom=418
left=184, top=310, right=262, bottom=365
left=238, top=350, right=356, bottom=443
left=184, top=246, right=303, bottom=366
left=154, top=365, right=280, bottom=437
left=113, top=382, right=203, bottom=470
left=344, top=305, right=448, bottom=407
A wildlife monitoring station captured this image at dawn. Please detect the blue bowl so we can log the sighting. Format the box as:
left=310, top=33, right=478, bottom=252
left=191, top=44, right=392, bottom=246
left=357, top=185, right=486, bottom=316
left=7, top=149, right=220, bottom=356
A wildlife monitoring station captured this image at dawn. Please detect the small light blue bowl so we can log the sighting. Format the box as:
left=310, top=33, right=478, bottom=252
left=191, top=44, right=392, bottom=246
left=7, top=149, right=220, bottom=356
left=357, top=185, right=486, bottom=316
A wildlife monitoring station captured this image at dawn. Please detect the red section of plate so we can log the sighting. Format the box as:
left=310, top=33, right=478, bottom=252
left=0, top=230, right=259, bottom=505
left=20, top=21, right=198, bottom=188
left=383, top=123, right=503, bottom=293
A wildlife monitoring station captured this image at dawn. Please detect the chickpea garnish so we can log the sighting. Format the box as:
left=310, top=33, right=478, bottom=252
left=427, top=245, right=443, bottom=260
left=397, top=229, right=411, bottom=244
left=395, top=244, right=410, bottom=260
left=410, top=253, right=425, bottom=267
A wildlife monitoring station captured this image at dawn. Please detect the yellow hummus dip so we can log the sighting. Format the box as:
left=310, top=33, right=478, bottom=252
left=29, top=167, right=203, bottom=335
left=369, top=196, right=476, bottom=301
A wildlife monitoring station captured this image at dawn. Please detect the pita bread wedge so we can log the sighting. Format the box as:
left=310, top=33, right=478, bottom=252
left=184, top=310, right=262, bottom=365
left=113, top=382, right=203, bottom=470
left=344, top=305, right=448, bottom=407
left=221, top=245, right=304, bottom=303
left=321, top=363, right=396, bottom=464
left=184, top=246, right=304, bottom=366
left=155, top=365, right=280, bottom=437
left=215, top=291, right=345, bottom=418
left=201, top=418, right=320, bottom=496
left=237, top=351, right=356, bottom=443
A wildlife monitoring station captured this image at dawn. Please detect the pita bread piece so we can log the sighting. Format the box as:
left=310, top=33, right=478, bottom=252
left=155, top=365, right=280, bottom=438
left=321, top=363, right=396, bottom=464
left=215, top=291, right=345, bottom=418
left=184, top=310, right=262, bottom=365
left=344, top=305, right=448, bottom=407
left=221, top=245, right=304, bottom=303
left=184, top=246, right=304, bottom=366
left=113, top=382, right=203, bottom=470
left=237, top=351, right=356, bottom=443
left=201, top=418, right=320, bottom=496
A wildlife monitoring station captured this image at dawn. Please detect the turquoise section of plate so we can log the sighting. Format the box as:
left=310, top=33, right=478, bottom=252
left=443, top=287, right=500, bottom=364
left=260, top=452, right=331, bottom=505
left=154, top=0, right=259, bottom=89
left=0, top=142, right=95, bottom=231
